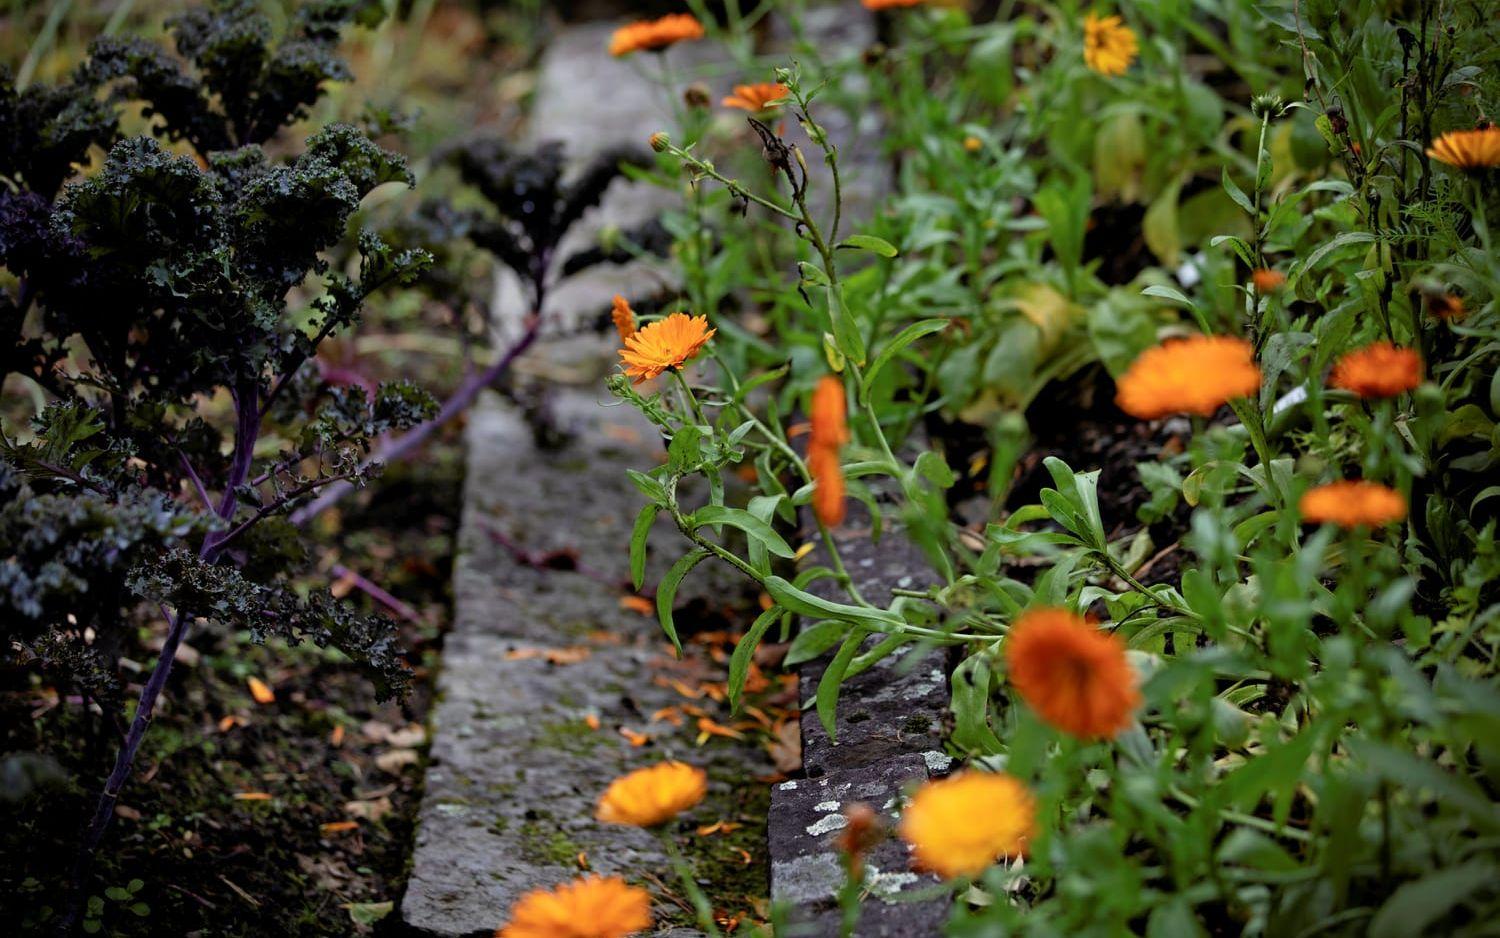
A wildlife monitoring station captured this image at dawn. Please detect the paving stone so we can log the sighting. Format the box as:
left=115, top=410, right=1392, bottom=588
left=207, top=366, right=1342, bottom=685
left=768, top=754, right=948, bottom=936
left=798, top=505, right=948, bottom=778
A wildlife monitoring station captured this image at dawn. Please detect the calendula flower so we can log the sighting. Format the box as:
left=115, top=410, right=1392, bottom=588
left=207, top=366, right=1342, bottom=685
left=1114, top=335, right=1261, bottom=419
left=1005, top=607, right=1141, bottom=739
left=619, top=312, right=716, bottom=384
left=722, top=82, right=789, bottom=112
left=1299, top=480, right=1406, bottom=528
left=862, top=0, right=927, bottom=9
left=807, top=375, right=849, bottom=526
left=608, top=14, right=705, bottom=57
left=611, top=295, right=636, bottom=342
left=899, top=771, right=1036, bottom=878
left=596, top=761, right=707, bottom=827
left=1251, top=268, right=1286, bottom=292
left=807, top=444, right=847, bottom=528
left=1426, top=292, right=1466, bottom=321
left=809, top=375, right=849, bottom=449
left=1329, top=342, right=1422, bottom=399
left=1083, top=11, right=1138, bottom=77
left=963, top=135, right=983, bottom=153
left=1425, top=126, right=1500, bottom=171
left=496, top=875, right=651, bottom=938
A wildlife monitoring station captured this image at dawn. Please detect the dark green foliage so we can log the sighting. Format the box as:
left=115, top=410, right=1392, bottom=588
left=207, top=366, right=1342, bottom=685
left=1, top=0, right=429, bottom=714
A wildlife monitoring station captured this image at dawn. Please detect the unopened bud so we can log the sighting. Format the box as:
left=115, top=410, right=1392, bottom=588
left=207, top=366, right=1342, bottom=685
left=649, top=132, right=671, bottom=153
left=684, top=83, right=711, bottom=109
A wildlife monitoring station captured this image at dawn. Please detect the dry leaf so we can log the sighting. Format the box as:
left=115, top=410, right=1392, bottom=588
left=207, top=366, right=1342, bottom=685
left=766, top=720, right=801, bottom=773
left=618, top=728, right=651, bottom=747
left=375, top=748, right=420, bottom=773
left=233, top=792, right=273, bottom=801
left=344, top=796, right=393, bottom=821
left=618, top=595, right=654, bottom=615
left=320, top=821, right=359, bottom=835
left=385, top=724, right=426, bottom=748
left=247, top=676, right=276, bottom=705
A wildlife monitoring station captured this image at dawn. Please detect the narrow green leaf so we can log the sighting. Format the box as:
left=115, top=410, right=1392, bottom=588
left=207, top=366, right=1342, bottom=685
left=861, top=318, right=949, bottom=399
left=837, top=233, right=899, bottom=257
left=817, top=631, right=867, bottom=739
left=728, top=607, right=780, bottom=712
left=629, top=503, right=658, bottom=590
left=657, top=549, right=709, bottom=655
left=691, top=505, right=794, bottom=559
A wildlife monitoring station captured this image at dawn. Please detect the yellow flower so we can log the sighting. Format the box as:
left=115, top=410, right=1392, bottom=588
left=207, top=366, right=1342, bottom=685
left=722, top=83, right=789, bottom=113
left=496, top=875, right=651, bottom=938
left=1426, top=126, right=1500, bottom=171
left=596, top=761, right=707, bottom=827
left=899, top=771, right=1036, bottom=879
left=1083, top=12, right=1138, bottom=77
left=1329, top=342, right=1422, bottom=399
left=1114, top=335, right=1261, bottom=419
left=611, top=295, right=636, bottom=342
left=1299, top=480, right=1406, bottom=528
left=618, top=312, right=716, bottom=384
left=608, top=14, right=705, bottom=57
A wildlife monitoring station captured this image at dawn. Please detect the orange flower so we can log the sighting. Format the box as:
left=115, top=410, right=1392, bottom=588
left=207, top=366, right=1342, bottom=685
left=1083, top=11, right=1138, bottom=77
left=1299, top=480, right=1406, bottom=528
left=1329, top=342, right=1422, bottom=399
left=862, top=0, right=927, bottom=9
left=618, top=312, right=716, bottom=384
left=1114, top=335, right=1261, bottom=419
left=611, top=295, right=636, bottom=342
left=807, top=444, right=847, bottom=528
left=1251, top=268, right=1286, bottom=292
left=496, top=875, right=651, bottom=938
left=1426, top=126, right=1500, bottom=171
left=1427, top=292, right=1466, bottom=321
left=809, top=375, right=849, bottom=449
left=608, top=14, right=705, bottom=57
left=899, top=771, right=1035, bottom=878
left=1005, top=607, right=1141, bottom=739
left=596, top=761, right=707, bottom=827
left=722, top=83, right=789, bottom=112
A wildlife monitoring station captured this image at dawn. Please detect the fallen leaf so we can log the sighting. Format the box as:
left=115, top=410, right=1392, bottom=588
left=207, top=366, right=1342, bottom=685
left=385, top=724, right=426, bottom=748
left=247, top=676, right=276, bottom=705
left=618, top=595, right=654, bottom=615
left=115, top=805, right=142, bottom=821
left=345, top=901, right=393, bottom=926
left=649, top=706, right=683, bottom=727
left=320, top=821, right=359, bottom=835
left=696, top=820, right=744, bottom=837
left=766, top=720, right=801, bottom=773
left=584, top=714, right=602, bottom=731
left=618, top=728, right=651, bottom=747
left=233, top=792, right=273, bottom=801
left=329, top=724, right=346, bottom=747
left=375, top=748, right=420, bottom=773
left=344, top=796, right=393, bottom=821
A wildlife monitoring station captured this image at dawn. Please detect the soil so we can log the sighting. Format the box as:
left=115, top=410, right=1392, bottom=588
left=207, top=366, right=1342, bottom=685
left=0, top=436, right=464, bottom=938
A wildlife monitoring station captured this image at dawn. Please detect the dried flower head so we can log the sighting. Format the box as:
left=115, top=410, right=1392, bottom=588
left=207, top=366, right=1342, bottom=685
left=611, top=295, right=637, bottom=342
left=723, top=83, right=790, bottom=113
left=1251, top=268, right=1286, bottom=292
left=1329, top=342, right=1422, bottom=399
left=608, top=14, right=705, bottom=57
left=1299, top=480, right=1407, bottom=528
left=1083, top=12, right=1139, bottom=77
left=1114, top=335, right=1261, bottom=419
left=496, top=875, right=651, bottom=938
left=1426, top=126, right=1500, bottom=171
left=899, top=771, right=1036, bottom=879
left=596, top=761, right=707, bottom=827
left=1005, top=607, right=1141, bottom=739
left=1426, top=292, right=1467, bottom=321
left=619, top=312, right=716, bottom=384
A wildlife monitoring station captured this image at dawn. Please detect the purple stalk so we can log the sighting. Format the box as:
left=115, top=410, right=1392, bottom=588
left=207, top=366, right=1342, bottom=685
left=331, top=563, right=422, bottom=624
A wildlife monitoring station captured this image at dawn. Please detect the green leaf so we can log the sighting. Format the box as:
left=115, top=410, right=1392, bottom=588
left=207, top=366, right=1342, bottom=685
left=728, top=607, right=781, bottom=712
left=347, top=901, right=394, bottom=926
left=861, top=318, right=948, bottom=400
left=913, top=451, right=956, bottom=489
left=1369, top=861, right=1496, bottom=938
left=827, top=285, right=867, bottom=366
left=667, top=424, right=702, bottom=471
left=1141, top=284, right=1193, bottom=307
left=1143, top=174, right=1185, bottom=265
left=1221, top=166, right=1254, bottom=215
left=629, top=504, right=659, bottom=591
left=657, top=549, right=710, bottom=654
left=691, top=505, right=794, bottom=559
left=626, top=469, right=666, bottom=503
left=817, top=631, right=867, bottom=739
left=950, top=655, right=1003, bottom=752
left=837, top=234, right=899, bottom=257
left=785, top=619, right=849, bottom=665
left=764, top=575, right=907, bottom=630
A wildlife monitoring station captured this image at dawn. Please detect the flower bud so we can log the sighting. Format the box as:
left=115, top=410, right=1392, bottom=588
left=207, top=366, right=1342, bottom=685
left=649, top=131, right=671, bottom=153
left=683, top=83, right=711, bottom=108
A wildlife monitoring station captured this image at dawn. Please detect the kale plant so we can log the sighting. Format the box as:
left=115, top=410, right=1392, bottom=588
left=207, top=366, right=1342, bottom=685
left=0, top=0, right=431, bottom=918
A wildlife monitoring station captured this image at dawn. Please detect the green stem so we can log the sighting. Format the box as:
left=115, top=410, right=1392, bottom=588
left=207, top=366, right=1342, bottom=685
left=659, top=830, right=722, bottom=936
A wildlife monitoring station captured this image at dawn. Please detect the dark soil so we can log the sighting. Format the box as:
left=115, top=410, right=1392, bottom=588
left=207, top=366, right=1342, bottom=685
left=0, top=437, right=463, bottom=938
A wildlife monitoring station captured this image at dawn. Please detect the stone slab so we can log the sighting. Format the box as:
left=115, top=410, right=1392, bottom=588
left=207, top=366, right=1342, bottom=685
left=768, top=754, right=948, bottom=936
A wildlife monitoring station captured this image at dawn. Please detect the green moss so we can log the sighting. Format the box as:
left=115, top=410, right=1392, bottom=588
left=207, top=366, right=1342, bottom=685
left=532, top=718, right=606, bottom=756
left=516, top=817, right=585, bottom=866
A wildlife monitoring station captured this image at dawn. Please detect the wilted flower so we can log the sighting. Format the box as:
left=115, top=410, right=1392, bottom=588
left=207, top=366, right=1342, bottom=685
left=611, top=295, right=637, bottom=342
left=619, top=312, right=716, bottom=384
left=1005, top=607, right=1141, bottom=739
left=496, top=875, right=651, bottom=938
left=596, top=761, right=707, bottom=827
left=1114, top=335, right=1261, bottom=419
left=899, top=771, right=1035, bottom=878
left=1329, top=342, right=1422, bottom=399
left=722, top=83, right=790, bottom=112
left=1299, top=480, right=1406, bottom=528
left=1251, top=268, right=1286, bottom=292
left=609, top=14, right=705, bottom=57
left=1426, top=291, right=1467, bottom=321
left=1426, top=126, right=1500, bottom=171
left=1083, top=12, right=1139, bottom=77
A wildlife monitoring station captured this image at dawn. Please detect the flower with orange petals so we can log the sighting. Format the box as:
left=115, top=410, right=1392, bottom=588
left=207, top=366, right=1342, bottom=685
left=1114, top=335, right=1261, bottom=419
left=618, top=312, right=716, bottom=384
left=1083, top=12, right=1138, bottom=77
left=809, top=375, right=849, bottom=449
left=899, top=771, right=1035, bottom=879
left=496, top=875, right=651, bottom=938
left=862, top=0, right=927, bottom=9
left=608, top=14, right=705, bottom=57
left=1329, top=342, right=1422, bottom=399
left=1425, top=126, right=1500, bottom=171
left=611, top=295, right=636, bottom=342
left=807, top=444, right=847, bottom=527
left=1299, top=480, right=1406, bottom=528
left=722, top=83, right=789, bottom=113
left=1005, top=607, right=1141, bottom=739
left=1251, top=268, right=1286, bottom=292
left=596, top=761, right=707, bottom=827
left=807, top=375, right=849, bottom=526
